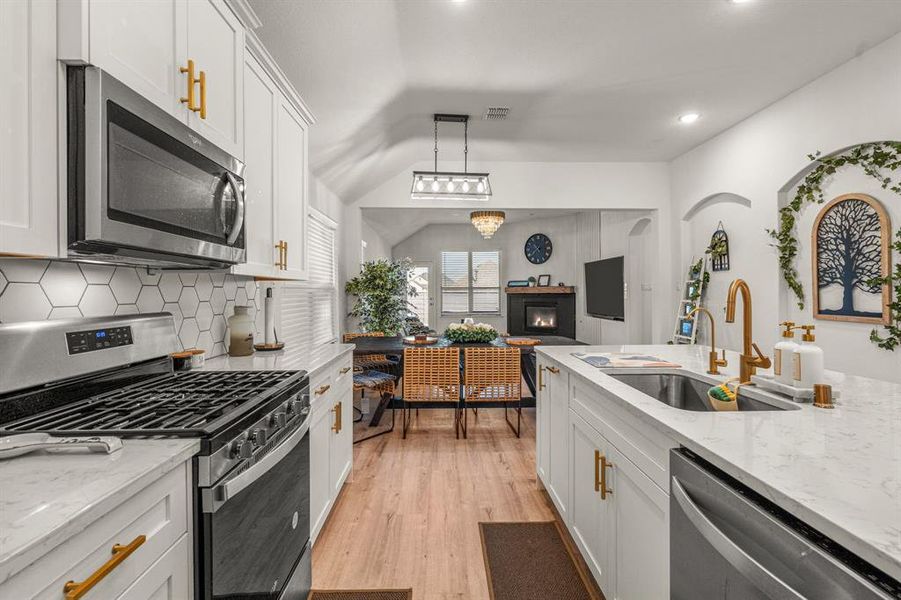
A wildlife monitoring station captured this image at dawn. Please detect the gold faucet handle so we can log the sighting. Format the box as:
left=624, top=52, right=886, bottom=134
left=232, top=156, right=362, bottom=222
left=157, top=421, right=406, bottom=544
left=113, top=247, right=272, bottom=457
left=750, top=343, right=772, bottom=368
left=716, top=348, right=728, bottom=366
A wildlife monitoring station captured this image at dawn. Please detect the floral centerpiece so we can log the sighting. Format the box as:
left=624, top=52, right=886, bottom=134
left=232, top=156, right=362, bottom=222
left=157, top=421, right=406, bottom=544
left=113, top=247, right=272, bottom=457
left=443, top=321, right=498, bottom=343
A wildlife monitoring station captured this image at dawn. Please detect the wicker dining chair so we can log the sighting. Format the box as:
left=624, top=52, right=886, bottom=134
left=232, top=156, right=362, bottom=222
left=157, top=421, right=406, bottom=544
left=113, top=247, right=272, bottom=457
left=402, top=347, right=462, bottom=439
left=343, top=332, right=399, bottom=373
left=463, top=347, right=523, bottom=437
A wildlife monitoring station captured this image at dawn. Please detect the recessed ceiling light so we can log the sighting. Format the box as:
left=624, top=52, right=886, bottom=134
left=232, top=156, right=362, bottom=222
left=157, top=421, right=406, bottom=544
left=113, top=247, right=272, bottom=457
left=728, top=0, right=753, bottom=3
left=678, top=113, right=700, bottom=124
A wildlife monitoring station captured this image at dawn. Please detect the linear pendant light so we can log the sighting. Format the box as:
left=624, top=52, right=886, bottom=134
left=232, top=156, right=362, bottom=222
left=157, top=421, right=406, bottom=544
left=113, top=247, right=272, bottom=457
left=410, top=114, right=492, bottom=201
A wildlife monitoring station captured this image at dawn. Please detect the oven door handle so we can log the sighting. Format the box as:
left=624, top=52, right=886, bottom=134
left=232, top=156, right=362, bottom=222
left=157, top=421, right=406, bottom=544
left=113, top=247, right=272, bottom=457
left=203, top=414, right=309, bottom=514
left=224, top=171, right=245, bottom=246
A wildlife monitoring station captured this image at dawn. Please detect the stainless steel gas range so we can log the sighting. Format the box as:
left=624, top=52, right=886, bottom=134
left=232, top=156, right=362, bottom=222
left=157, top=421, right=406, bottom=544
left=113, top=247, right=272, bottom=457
left=0, top=314, right=312, bottom=600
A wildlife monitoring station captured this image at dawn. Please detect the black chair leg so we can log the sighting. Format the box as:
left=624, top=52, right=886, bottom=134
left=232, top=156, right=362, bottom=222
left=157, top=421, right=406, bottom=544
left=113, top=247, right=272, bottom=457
left=504, top=401, right=522, bottom=437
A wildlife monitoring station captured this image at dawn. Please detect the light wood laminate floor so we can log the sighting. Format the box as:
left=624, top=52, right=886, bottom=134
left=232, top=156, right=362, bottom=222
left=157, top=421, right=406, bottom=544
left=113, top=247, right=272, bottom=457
left=311, top=407, right=555, bottom=600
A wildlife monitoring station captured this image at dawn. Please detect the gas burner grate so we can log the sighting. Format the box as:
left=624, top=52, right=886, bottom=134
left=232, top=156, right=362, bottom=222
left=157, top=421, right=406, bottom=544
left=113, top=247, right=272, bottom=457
left=0, top=371, right=300, bottom=437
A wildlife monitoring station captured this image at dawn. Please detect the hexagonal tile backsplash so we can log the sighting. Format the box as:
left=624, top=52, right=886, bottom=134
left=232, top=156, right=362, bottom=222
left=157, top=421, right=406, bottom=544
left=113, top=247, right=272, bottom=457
left=0, top=259, right=260, bottom=358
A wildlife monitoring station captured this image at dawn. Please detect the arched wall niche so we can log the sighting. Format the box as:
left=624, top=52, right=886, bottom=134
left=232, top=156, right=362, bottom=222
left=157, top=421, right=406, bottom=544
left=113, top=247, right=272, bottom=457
left=682, top=192, right=752, bottom=222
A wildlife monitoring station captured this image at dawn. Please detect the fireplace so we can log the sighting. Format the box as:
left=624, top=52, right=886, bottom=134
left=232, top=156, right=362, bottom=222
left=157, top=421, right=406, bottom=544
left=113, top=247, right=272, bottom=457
left=526, top=305, right=557, bottom=331
left=506, top=287, right=576, bottom=339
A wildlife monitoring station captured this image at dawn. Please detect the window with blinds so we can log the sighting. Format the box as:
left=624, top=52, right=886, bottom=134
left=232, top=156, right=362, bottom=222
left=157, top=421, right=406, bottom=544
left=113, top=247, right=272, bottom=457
left=440, top=250, right=501, bottom=314
left=280, top=210, right=338, bottom=349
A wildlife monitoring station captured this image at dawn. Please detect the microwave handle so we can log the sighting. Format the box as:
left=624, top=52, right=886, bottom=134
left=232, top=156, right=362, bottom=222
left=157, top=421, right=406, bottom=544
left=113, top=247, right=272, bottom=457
left=225, top=172, right=245, bottom=246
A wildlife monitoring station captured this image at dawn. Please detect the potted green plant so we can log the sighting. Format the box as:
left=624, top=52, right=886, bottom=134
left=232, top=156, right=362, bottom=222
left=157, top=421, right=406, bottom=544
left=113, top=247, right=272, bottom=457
left=528, top=276, right=537, bottom=287
left=345, top=258, right=416, bottom=335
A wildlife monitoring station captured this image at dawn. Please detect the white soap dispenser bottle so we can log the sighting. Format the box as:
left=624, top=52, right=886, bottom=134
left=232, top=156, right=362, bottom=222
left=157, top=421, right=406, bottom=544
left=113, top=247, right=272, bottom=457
left=773, top=321, right=799, bottom=386
left=792, top=325, right=824, bottom=389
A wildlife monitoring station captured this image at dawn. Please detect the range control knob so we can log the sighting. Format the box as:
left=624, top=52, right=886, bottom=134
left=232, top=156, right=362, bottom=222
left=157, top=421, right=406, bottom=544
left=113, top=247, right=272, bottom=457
left=250, top=428, right=268, bottom=447
left=271, top=412, right=287, bottom=429
left=285, top=399, right=297, bottom=415
left=231, top=439, right=253, bottom=459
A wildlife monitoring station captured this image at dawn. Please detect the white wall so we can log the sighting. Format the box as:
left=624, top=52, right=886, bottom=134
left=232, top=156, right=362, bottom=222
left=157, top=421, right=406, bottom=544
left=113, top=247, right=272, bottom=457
left=357, top=160, right=674, bottom=343
left=392, top=213, right=580, bottom=333
left=670, top=32, right=901, bottom=381
left=391, top=210, right=657, bottom=343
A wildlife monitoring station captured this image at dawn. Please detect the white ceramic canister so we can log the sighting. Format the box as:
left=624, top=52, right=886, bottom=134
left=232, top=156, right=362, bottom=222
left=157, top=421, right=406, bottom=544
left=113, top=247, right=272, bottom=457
left=228, top=306, right=255, bottom=356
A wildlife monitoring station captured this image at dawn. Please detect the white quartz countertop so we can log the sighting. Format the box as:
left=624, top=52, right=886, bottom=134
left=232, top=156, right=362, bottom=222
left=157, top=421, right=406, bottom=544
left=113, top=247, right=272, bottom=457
left=536, top=344, right=901, bottom=581
left=0, top=438, right=199, bottom=584
left=202, top=342, right=354, bottom=375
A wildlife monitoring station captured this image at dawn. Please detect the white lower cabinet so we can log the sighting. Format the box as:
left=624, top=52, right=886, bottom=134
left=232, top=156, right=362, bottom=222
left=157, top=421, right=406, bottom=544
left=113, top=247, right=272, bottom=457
left=568, top=411, right=613, bottom=592
left=0, top=461, right=192, bottom=600
left=607, top=443, right=669, bottom=600
left=536, top=355, right=673, bottom=600
left=546, top=360, right=570, bottom=521
left=309, top=352, right=354, bottom=544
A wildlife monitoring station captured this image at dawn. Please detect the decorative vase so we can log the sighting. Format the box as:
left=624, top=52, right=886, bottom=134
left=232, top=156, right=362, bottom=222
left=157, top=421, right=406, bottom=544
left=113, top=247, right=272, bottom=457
left=228, top=306, right=255, bottom=356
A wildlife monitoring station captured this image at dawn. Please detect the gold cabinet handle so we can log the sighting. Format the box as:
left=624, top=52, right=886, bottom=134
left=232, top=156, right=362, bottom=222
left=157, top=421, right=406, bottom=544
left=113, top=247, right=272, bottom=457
left=275, top=241, right=286, bottom=269
left=339, top=367, right=351, bottom=374
left=198, top=69, right=207, bottom=119
left=538, top=365, right=546, bottom=391
left=600, top=454, right=613, bottom=500
left=332, top=401, right=342, bottom=433
left=315, top=384, right=331, bottom=396
left=180, top=60, right=200, bottom=112
left=64, top=535, right=146, bottom=600
left=547, top=366, right=560, bottom=374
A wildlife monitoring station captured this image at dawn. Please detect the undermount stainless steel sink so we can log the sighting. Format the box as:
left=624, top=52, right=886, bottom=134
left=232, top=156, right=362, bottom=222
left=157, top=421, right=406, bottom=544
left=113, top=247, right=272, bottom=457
left=608, top=372, right=799, bottom=412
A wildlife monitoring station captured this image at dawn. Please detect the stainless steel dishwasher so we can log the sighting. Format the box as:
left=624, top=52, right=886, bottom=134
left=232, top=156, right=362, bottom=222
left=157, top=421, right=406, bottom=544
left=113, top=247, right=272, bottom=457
left=670, top=448, right=901, bottom=600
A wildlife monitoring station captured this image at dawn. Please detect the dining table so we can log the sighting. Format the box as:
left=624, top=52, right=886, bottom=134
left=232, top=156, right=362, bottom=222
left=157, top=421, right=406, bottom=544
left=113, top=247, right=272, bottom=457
left=350, top=335, right=586, bottom=430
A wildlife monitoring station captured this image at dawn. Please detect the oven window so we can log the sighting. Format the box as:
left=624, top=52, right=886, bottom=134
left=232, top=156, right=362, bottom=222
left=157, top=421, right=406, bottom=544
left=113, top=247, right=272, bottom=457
left=106, top=102, right=241, bottom=246
left=207, top=433, right=310, bottom=599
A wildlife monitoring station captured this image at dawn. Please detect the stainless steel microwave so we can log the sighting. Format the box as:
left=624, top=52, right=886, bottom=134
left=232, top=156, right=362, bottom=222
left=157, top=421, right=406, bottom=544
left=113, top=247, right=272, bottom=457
left=67, top=67, right=246, bottom=269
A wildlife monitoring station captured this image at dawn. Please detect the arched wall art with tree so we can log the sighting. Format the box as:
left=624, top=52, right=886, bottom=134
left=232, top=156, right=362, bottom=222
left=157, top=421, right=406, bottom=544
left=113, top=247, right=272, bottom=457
left=811, top=194, right=890, bottom=324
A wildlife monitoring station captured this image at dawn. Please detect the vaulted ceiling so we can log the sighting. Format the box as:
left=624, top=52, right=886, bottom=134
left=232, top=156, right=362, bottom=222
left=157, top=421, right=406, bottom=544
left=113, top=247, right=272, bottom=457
left=249, top=0, right=901, bottom=203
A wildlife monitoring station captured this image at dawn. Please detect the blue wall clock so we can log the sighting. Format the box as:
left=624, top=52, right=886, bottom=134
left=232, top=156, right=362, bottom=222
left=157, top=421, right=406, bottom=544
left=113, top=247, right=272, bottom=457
left=524, top=233, right=553, bottom=264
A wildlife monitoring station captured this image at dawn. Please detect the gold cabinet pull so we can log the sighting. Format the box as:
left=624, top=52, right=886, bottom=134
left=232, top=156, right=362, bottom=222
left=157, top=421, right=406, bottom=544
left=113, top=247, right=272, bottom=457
left=63, top=535, right=146, bottom=600
left=594, top=449, right=601, bottom=492
left=198, top=69, right=207, bottom=119
left=275, top=241, right=286, bottom=269
left=180, top=60, right=200, bottom=112
left=339, top=367, right=351, bottom=374
left=315, top=384, right=331, bottom=396
left=538, top=365, right=546, bottom=391
left=332, top=401, right=342, bottom=433
left=547, top=366, right=560, bottom=374
left=600, top=454, right=613, bottom=500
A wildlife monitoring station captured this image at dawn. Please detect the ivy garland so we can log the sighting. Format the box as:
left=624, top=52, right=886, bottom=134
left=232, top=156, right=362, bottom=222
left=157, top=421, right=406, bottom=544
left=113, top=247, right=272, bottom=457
left=766, top=141, right=901, bottom=351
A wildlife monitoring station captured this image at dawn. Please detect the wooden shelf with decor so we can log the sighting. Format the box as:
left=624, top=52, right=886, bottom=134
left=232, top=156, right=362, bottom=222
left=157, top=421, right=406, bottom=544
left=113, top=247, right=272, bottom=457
left=505, top=286, right=575, bottom=295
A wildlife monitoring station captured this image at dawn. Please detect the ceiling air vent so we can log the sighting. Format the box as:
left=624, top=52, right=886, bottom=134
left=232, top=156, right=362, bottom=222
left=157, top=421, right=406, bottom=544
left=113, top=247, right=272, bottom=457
left=483, top=107, right=510, bottom=121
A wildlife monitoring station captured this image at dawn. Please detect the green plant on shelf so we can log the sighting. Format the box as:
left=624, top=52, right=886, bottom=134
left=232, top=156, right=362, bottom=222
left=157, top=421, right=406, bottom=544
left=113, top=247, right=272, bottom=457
left=687, top=258, right=710, bottom=301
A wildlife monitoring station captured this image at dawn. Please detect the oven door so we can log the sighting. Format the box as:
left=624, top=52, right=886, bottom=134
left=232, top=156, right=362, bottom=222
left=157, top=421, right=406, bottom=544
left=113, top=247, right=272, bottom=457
left=200, top=416, right=311, bottom=600
left=68, top=66, right=246, bottom=268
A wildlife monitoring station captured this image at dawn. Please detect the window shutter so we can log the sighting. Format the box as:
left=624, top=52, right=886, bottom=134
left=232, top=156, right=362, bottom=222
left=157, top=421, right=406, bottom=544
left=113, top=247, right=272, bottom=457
left=281, top=210, right=338, bottom=349
left=440, top=250, right=500, bottom=315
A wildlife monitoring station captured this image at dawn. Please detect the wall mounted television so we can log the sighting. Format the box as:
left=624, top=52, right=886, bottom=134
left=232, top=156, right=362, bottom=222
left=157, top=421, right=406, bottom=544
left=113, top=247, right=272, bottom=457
left=584, top=256, right=625, bottom=321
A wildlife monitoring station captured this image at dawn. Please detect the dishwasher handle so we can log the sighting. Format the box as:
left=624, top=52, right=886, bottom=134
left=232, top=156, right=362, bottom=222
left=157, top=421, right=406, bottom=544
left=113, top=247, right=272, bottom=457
left=671, top=476, right=806, bottom=600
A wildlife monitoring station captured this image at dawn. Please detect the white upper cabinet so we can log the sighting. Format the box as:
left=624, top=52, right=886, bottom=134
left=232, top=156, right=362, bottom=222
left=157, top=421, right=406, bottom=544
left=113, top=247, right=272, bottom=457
left=87, top=0, right=186, bottom=118
left=185, top=0, right=244, bottom=157
left=232, top=52, right=277, bottom=278
left=61, top=0, right=244, bottom=158
left=0, top=0, right=59, bottom=257
left=275, top=97, right=309, bottom=280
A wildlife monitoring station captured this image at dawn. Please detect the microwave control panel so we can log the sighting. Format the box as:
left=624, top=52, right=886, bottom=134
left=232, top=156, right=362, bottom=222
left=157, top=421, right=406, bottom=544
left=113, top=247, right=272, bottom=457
left=66, top=326, right=134, bottom=354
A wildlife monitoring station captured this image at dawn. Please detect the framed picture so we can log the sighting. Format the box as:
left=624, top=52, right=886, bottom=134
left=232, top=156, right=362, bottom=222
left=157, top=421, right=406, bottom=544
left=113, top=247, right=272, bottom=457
left=537, top=274, right=551, bottom=287
left=679, top=319, right=694, bottom=337
left=812, top=193, right=891, bottom=324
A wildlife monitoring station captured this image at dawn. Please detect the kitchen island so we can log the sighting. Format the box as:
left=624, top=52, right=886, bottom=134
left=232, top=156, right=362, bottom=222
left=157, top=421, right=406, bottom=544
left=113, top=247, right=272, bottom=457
left=535, top=344, right=901, bottom=598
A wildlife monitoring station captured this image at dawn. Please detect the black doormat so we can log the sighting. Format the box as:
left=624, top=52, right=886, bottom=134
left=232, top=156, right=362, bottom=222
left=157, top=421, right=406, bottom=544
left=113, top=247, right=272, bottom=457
left=307, top=590, right=412, bottom=600
left=479, top=521, right=599, bottom=600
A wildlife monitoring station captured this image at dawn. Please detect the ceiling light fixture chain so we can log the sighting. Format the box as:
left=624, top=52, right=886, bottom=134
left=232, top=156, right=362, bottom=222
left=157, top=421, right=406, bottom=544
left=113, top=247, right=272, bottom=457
left=434, top=119, right=439, bottom=173
left=464, top=118, right=468, bottom=174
